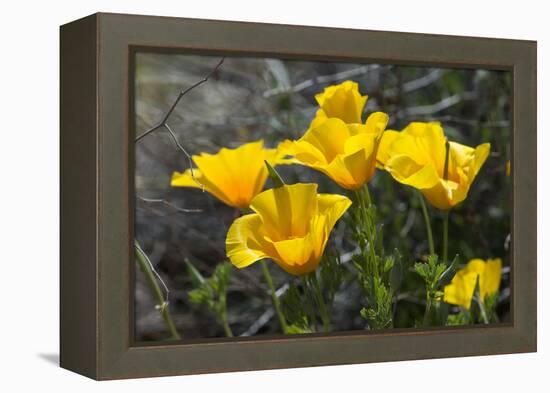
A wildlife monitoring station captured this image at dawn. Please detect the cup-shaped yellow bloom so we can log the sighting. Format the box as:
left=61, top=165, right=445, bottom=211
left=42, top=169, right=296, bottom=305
left=444, top=258, right=502, bottom=309
left=281, top=113, right=389, bottom=190
left=226, top=183, right=352, bottom=275
left=377, top=122, right=490, bottom=210
left=314, top=80, right=369, bottom=124
left=171, top=140, right=290, bottom=209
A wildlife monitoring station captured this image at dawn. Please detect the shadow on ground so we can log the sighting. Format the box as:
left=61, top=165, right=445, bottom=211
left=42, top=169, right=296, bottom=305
left=38, top=353, right=59, bottom=366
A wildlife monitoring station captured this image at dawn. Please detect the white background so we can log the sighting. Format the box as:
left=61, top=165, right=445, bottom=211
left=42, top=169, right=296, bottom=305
left=0, top=0, right=546, bottom=391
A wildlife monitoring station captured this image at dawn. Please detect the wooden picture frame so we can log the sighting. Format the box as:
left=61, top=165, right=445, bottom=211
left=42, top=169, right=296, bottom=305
left=60, top=12, right=537, bottom=380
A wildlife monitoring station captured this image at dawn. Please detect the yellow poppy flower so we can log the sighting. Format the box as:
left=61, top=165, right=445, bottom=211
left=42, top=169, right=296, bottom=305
left=281, top=113, right=389, bottom=190
left=313, top=80, right=369, bottom=124
left=377, top=122, right=490, bottom=210
left=444, top=258, right=502, bottom=309
left=171, top=140, right=290, bottom=209
left=226, top=183, right=352, bottom=276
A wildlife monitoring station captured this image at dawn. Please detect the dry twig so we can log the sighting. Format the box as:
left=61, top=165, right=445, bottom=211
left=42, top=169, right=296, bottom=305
left=135, top=58, right=225, bottom=187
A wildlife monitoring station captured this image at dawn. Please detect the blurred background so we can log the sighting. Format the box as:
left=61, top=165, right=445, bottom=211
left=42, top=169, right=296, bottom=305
left=134, top=53, right=511, bottom=341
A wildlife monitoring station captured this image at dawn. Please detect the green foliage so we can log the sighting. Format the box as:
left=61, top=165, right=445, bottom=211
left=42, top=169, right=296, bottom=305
left=188, top=261, right=231, bottom=312
left=414, top=255, right=446, bottom=291
left=446, top=311, right=469, bottom=326
left=319, top=252, right=346, bottom=308
left=483, top=292, right=500, bottom=323
left=264, top=160, right=285, bottom=187
left=389, top=249, right=404, bottom=292
left=187, top=261, right=233, bottom=336
left=285, top=324, right=313, bottom=334
left=359, top=276, right=394, bottom=329
left=350, top=186, right=400, bottom=330
left=281, top=282, right=314, bottom=333
left=414, top=254, right=459, bottom=326
left=466, top=277, right=499, bottom=325
left=281, top=254, right=347, bottom=333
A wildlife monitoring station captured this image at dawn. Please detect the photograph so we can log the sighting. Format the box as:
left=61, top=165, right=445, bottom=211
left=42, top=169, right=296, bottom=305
left=133, top=53, right=512, bottom=342
left=1, top=0, right=543, bottom=387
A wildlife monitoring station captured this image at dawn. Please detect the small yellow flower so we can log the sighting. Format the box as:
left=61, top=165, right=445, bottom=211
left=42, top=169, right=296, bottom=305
left=281, top=113, right=389, bottom=190
left=171, top=140, right=290, bottom=209
left=444, top=258, right=502, bottom=309
left=377, top=122, right=490, bottom=210
left=313, top=80, right=369, bottom=124
left=226, top=183, right=351, bottom=275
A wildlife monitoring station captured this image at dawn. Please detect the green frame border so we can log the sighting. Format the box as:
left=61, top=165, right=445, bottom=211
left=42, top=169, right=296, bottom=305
left=60, top=12, right=537, bottom=380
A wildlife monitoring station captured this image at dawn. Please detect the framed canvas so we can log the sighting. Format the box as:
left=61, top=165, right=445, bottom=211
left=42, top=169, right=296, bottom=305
left=60, top=12, right=537, bottom=380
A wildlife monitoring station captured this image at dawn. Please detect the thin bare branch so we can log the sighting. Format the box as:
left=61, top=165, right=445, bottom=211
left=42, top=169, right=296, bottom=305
left=240, top=308, right=276, bottom=337
left=240, top=282, right=289, bottom=336
left=135, top=241, right=171, bottom=306
left=135, top=58, right=224, bottom=192
left=163, top=123, right=203, bottom=189
left=339, top=247, right=360, bottom=264
left=135, top=57, right=225, bottom=141
left=137, top=196, right=202, bottom=213
left=263, top=64, right=380, bottom=98
left=384, top=69, right=447, bottom=98
left=399, top=209, right=417, bottom=238
left=397, top=91, right=476, bottom=118
left=428, top=115, right=510, bottom=128
left=159, top=57, right=226, bottom=125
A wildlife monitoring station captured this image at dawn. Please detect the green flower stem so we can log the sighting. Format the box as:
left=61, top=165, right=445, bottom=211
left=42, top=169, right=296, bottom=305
left=442, top=210, right=449, bottom=265
left=363, top=183, right=372, bottom=205
left=218, top=292, right=233, bottom=337
left=353, top=190, right=364, bottom=212
left=355, top=186, right=377, bottom=271
left=441, top=140, right=451, bottom=265
left=261, top=260, right=288, bottom=333
left=418, top=193, right=435, bottom=256
left=423, top=295, right=433, bottom=327
left=479, top=304, right=489, bottom=324
left=423, top=285, right=443, bottom=327
left=220, top=308, right=234, bottom=337
left=301, top=276, right=318, bottom=332
left=476, top=296, right=489, bottom=324
left=310, top=272, right=331, bottom=332
left=135, top=242, right=181, bottom=340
